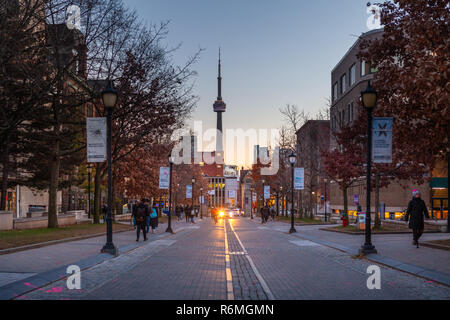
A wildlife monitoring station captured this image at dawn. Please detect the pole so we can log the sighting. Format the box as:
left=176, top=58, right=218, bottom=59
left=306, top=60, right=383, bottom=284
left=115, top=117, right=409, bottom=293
left=101, top=108, right=117, bottom=256
left=192, top=182, right=194, bottom=215
left=250, top=189, right=254, bottom=219
left=290, top=164, right=297, bottom=233
left=166, top=162, right=174, bottom=233
left=200, top=189, right=203, bottom=219
left=276, top=192, right=279, bottom=217
left=324, top=181, right=327, bottom=222
left=447, top=152, right=449, bottom=232
left=360, top=108, right=377, bottom=254
left=87, top=166, right=91, bottom=219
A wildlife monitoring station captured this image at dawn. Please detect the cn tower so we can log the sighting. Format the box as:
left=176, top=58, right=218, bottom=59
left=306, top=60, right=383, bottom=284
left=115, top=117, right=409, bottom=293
left=213, top=48, right=226, bottom=164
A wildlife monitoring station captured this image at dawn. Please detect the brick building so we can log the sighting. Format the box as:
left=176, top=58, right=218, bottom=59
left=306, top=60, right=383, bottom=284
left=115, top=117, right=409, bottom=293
left=328, top=29, right=447, bottom=220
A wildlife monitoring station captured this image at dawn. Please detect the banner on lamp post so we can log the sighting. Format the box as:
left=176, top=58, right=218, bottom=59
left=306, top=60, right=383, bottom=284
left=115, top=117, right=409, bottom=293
left=372, top=117, right=393, bottom=163
left=294, top=168, right=305, bottom=190
left=86, top=118, right=106, bottom=163
left=159, top=167, right=170, bottom=189
left=264, top=186, right=270, bottom=199
left=186, top=185, right=192, bottom=199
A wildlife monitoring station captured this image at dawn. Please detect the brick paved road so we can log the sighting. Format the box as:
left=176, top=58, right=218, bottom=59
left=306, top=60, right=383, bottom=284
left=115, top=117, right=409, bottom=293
left=12, top=217, right=450, bottom=300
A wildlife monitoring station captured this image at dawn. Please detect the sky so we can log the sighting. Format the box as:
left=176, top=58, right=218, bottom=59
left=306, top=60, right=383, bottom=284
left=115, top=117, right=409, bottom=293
left=124, top=0, right=375, bottom=168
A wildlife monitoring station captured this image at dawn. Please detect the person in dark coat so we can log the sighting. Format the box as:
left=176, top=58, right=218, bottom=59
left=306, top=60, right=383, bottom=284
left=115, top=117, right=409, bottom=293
left=405, top=189, right=430, bottom=248
left=132, top=199, right=149, bottom=242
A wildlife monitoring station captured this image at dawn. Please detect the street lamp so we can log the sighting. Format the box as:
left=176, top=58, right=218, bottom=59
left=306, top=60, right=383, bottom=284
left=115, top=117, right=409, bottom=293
left=359, top=81, right=378, bottom=255
left=166, top=155, right=175, bottom=233
left=324, top=178, right=328, bottom=222
left=261, top=178, right=266, bottom=208
left=250, top=187, right=255, bottom=219
left=200, top=187, right=203, bottom=219
left=101, top=80, right=118, bottom=256
left=288, top=152, right=297, bottom=234
left=87, top=164, right=92, bottom=219
left=191, top=177, right=196, bottom=216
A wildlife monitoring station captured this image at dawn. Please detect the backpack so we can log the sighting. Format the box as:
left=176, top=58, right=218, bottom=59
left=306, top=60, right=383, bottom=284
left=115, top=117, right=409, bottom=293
left=135, top=206, right=146, bottom=223
left=150, top=208, right=157, bottom=219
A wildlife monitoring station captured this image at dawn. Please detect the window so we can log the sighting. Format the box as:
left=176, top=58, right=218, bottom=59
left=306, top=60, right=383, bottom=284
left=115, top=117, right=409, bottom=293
left=370, top=64, right=379, bottom=73
left=347, top=104, right=351, bottom=123
left=349, top=102, right=354, bottom=123
left=340, top=74, right=346, bottom=94
left=349, top=64, right=356, bottom=86
left=361, top=60, right=370, bottom=76
left=332, top=82, right=338, bottom=102
left=361, top=60, right=378, bottom=76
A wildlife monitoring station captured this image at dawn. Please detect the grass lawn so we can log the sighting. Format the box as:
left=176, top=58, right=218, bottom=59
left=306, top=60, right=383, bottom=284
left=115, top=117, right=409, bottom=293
left=0, top=223, right=133, bottom=250
left=275, top=216, right=329, bottom=225
left=325, top=224, right=409, bottom=233
left=427, top=239, right=450, bottom=247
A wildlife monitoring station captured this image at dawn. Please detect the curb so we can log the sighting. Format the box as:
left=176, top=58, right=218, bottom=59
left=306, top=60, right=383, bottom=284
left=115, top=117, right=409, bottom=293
left=0, top=223, right=199, bottom=300
left=0, top=228, right=134, bottom=256
left=319, top=227, right=442, bottom=235
left=289, top=232, right=450, bottom=287
left=420, top=242, right=450, bottom=251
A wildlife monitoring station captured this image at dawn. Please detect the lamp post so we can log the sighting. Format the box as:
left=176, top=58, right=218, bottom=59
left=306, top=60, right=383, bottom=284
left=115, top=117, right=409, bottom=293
left=288, top=152, right=297, bottom=234
left=191, top=177, right=196, bottom=217
left=166, top=156, right=175, bottom=233
left=87, top=164, right=92, bottom=219
left=359, top=81, right=378, bottom=255
left=276, top=188, right=280, bottom=217
left=262, top=178, right=265, bottom=208
left=200, top=187, right=203, bottom=219
left=250, top=187, right=254, bottom=219
left=101, top=80, right=118, bottom=256
left=280, top=186, right=283, bottom=216
left=324, top=178, right=328, bottom=222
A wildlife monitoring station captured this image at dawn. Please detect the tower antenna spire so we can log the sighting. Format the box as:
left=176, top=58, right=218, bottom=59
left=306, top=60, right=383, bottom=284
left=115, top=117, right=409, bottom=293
left=218, top=47, right=222, bottom=100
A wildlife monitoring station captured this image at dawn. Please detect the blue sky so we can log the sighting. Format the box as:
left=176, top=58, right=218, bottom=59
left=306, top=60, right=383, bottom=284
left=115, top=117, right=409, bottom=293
left=124, top=0, right=374, bottom=166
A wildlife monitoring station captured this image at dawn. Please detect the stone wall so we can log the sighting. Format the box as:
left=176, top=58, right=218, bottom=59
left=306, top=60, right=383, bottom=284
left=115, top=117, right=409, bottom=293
left=0, top=211, right=14, bottom=231
left=13, top=214, right=76, bottom=230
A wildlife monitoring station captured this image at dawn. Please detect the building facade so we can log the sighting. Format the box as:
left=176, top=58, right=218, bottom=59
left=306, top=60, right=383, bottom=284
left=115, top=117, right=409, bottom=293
left=328, top=28, right=447, bottom=220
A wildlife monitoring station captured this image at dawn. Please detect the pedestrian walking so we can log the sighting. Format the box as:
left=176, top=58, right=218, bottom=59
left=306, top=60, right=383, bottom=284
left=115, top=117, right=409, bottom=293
left=185, top=205, right=191, bottom=223
left=260, top=205, right=269, bottom=224
left=149, top=204, right=159, bottom=233
left=405, top=189, right=430, bottom=248
left=143, top=199, right=151, bottom=233
left=175, top=205, right=181, bottom=221
left=133, top=199, right=149, bottom=242
left=270, top=207, right=276, bottom=221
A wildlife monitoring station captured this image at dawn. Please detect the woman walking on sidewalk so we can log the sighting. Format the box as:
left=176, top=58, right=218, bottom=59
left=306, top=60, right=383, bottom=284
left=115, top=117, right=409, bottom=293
left=405, top=189, right=430, bottom=248
left=150, top=204, right=159, bottom=234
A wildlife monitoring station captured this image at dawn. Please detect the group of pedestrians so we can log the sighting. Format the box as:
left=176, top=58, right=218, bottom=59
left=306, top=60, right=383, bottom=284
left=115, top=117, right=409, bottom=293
left=132, top=198, right=159, bottom=242
left=175, top=205, right=197, bottom=223
left=259, top=204, right=276, bottom=224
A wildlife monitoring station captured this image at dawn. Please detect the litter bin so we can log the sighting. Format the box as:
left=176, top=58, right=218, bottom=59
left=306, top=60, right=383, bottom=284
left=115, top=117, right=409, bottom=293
left=358, top=213, right=366, bottom=230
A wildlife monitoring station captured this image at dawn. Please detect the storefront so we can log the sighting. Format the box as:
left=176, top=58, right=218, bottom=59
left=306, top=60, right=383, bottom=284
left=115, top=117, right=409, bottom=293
left=430, top=178, right=448, bottom=220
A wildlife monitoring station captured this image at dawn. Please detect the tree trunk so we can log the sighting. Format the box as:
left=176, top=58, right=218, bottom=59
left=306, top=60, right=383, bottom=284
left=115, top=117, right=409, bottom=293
left=48, top=140, right=60, bottom=228
left=343, top=186, right=348, bottom=221
left=0, top=135, right=10, bottom=211
left=93, top=163, right=102, bottom=224
left=374, top=173, right=381, bottom=228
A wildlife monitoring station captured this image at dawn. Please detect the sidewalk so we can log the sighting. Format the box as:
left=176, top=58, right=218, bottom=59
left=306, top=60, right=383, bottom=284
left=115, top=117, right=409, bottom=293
left=251, top=218, right=450, bottom=286
left=0, top=219, right=203, bottom=299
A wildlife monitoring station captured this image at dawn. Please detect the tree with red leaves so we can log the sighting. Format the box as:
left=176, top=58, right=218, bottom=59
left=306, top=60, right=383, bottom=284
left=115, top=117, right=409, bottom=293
left=359, top=0, right=449, bottom=226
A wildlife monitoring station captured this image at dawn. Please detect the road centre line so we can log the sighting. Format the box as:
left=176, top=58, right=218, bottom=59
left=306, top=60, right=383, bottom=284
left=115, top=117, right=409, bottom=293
left=228, top=220, right=275, bottom=300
